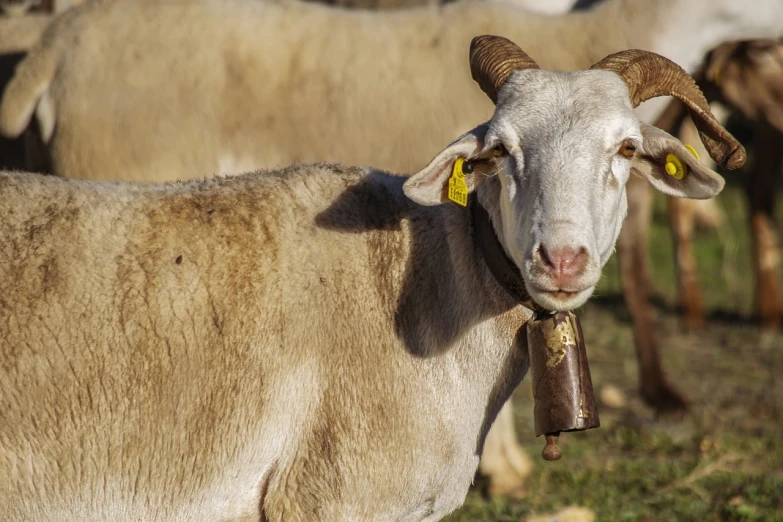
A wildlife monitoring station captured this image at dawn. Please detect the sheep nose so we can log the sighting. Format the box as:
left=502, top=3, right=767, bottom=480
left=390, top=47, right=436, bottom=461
left=538, top=245, right=588, bottom=282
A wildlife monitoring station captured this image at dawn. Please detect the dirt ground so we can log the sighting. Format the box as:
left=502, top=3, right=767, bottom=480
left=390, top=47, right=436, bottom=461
left=447, top=183, right=783, bottom=522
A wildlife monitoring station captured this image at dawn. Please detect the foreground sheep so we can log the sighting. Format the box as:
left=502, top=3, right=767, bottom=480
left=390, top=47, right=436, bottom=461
left=0, top=37, right=741, bottom=520
left=1, top=0, right=773, bottom=500
left=4, top=0, right=775, bottom=499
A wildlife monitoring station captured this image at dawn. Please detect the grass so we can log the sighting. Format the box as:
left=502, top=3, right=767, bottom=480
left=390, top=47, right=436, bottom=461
left=445, top=180, right=783, bottom=522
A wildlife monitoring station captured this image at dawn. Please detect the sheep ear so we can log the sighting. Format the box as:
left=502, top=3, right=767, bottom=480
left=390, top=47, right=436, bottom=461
left=403, top=124, right=489, bottom=206
left=632, top=122, right=725, bottom=199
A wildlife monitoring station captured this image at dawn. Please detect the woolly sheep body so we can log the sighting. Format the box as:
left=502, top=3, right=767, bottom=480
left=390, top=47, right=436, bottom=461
left=0, top=36, right=739, bottom=516
left=0, top=164, right=532, bottom=520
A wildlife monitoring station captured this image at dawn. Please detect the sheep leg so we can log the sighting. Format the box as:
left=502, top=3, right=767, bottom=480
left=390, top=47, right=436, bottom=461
left=619, top=178, right=687, bottom=416
left=667, top=111, right=718, bottom=330
left=667, top=197, right=706, bottom=329
left=478, top=400, right=532, bottom=498
left=746, top=128, right=782, bottom=330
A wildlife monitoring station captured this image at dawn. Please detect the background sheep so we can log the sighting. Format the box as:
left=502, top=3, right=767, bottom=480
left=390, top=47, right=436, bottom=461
left=0, top=0, right=81, bottom=15
left=1, top=0, right=779, bottom=180
left=615, top=40, right=783, bottom=418
left=0, top=12, right=50, bottom=54
left=677, top=39, right=783, bottom=330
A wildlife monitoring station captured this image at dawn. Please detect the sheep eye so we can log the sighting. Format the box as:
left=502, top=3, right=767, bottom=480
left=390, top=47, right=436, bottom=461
left=492, top=144, right=507, bottom=157
left=617, top=140, right=637, bottom=159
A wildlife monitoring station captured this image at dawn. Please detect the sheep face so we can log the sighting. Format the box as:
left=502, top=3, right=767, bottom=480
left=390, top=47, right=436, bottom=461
left=404, top=69, right=725, bottom=312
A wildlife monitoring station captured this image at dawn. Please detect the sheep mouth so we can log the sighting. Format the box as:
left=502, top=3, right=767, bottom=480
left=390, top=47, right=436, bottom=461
left=529, top=284, right=585, bottom=299
left=526, top=284, right=595, bottom=311
left=545, top=290, right=580, bottom=301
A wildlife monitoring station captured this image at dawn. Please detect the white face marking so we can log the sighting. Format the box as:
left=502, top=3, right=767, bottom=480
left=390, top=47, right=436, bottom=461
left=485, top=69, right=641, bottom=311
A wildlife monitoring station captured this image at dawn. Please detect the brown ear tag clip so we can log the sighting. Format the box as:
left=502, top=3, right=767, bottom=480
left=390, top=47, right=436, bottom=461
left=527, top=311, right=599, bottom=460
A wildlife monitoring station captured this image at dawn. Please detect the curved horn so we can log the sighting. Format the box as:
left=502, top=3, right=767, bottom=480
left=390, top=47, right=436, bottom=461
left=470, top=35, right=539, bottom=105
left=591, top=50, right=746, bottom=170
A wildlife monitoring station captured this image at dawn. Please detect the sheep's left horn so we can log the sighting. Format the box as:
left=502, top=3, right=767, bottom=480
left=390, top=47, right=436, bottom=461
left=591, top=49, right=746, bottom=170
left=470, top=35, right=539, bottom=105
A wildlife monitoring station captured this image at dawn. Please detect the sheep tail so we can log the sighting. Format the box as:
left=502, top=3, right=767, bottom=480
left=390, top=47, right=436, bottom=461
left=0, top=25, right=65, bottom=142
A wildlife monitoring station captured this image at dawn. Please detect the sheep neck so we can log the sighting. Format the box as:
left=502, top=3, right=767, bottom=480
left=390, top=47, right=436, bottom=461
left=469, top=195, right=540, bottom=313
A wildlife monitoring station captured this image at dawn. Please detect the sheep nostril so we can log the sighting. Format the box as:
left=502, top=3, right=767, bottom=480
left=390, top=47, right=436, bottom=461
left=538, top=244, right=555, bottom=269
left=538, top=245, right=588, bottom=276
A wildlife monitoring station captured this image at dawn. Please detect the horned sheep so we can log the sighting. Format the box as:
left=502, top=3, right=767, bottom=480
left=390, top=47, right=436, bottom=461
left=0, top=36, right=742, bottom=520
left=0, top=0, right=778, bottom=500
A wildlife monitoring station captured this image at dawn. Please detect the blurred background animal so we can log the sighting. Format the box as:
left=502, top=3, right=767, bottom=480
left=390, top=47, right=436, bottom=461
left=0, top=0, right=81, bottom=16
left=694, top=39, right=782, bottom=330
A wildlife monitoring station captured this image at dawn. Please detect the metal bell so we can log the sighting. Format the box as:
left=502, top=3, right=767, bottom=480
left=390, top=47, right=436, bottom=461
left=526, top=311, right=600, bottom=460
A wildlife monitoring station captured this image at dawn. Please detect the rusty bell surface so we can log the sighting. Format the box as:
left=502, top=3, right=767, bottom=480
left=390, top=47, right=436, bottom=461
left=527, top=310, right=600, bottom=460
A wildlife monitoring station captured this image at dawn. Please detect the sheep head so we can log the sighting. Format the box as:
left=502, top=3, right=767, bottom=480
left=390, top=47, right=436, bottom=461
left=702, top=39, right=783, bottom=133
left=403, top=35, right=741, bottom=312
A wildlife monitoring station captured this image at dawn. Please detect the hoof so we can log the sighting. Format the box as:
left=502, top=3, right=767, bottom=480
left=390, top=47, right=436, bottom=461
left=681, top=313, right=706, bottom=331
left=643, top=384, right=688, bottom=420
left=486, top=479, right=528, bottom=500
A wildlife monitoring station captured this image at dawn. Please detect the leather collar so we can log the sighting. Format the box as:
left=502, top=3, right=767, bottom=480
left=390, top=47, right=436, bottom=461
left=469, top=196, right=546, bottom=314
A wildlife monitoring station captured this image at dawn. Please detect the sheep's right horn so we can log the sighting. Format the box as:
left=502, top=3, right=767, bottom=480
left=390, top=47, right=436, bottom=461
left=470, top=35, right=539, bottom=105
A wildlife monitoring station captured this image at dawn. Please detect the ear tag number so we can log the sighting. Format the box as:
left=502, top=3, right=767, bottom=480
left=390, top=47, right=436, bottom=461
left=448, top=157, right=470, bottom=207
left=664, top=145, right=700, bottom=181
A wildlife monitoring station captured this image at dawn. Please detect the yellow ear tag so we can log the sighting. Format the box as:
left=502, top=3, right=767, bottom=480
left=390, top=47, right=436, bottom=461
left=448, top=157, right=469, bottom=207
left=665, top=154, right=686, bottom=180
left=684, top=144, right=700, bottom=160
left=664, top=146, right=699, bottom=181
left=714, top=66, right=724, bottom=87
